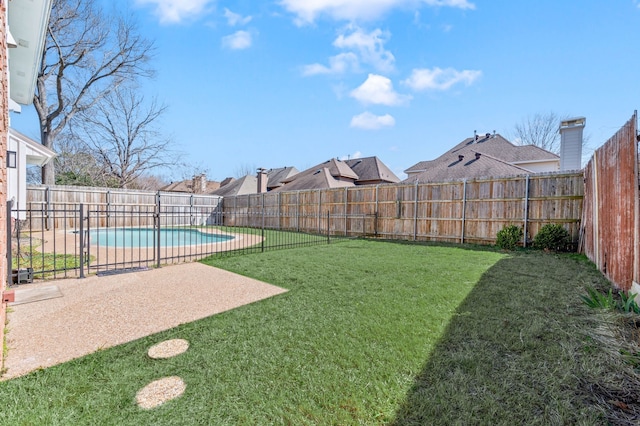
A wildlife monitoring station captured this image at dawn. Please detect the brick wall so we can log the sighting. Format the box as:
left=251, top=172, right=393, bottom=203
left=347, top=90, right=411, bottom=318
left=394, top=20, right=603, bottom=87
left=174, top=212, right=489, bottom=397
left=1, top=0, right=9, bottom=369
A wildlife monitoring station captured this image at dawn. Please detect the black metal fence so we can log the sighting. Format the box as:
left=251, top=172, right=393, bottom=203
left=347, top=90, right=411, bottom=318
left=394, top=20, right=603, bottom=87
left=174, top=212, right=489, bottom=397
left=7, top=200, right=353, bottom=284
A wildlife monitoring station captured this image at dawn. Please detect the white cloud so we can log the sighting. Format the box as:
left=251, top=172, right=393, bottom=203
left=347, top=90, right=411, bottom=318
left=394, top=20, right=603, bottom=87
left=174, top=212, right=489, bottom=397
left=302, top=27, right=393, bottom=76
left=135, top=0, right=213, bottom=24
left=402, top=67, right=482, bottom=91
left=302, top=52, right=359, bottom=76
left=224, top=8, right=252, bottom=26
left=350, top=112, right=395, bottom=130
left=334, top=27, right=394, bottom=72
left=340, top=151, right=363, bottom=160
left=222, top=31, right=253, bottom=50
left=350, top=74, right=411, bottom=106
left=279, top=0, right=475, bottom=25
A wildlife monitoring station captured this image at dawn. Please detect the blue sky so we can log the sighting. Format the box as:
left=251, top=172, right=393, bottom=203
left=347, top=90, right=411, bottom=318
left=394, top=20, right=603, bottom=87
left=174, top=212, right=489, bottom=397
left=11, top=0, right=640, bottom=181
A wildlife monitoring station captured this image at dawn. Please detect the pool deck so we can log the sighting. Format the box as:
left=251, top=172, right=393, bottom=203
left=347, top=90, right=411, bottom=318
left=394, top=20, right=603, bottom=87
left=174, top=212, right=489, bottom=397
left=2, top=262, right=287, bottom=379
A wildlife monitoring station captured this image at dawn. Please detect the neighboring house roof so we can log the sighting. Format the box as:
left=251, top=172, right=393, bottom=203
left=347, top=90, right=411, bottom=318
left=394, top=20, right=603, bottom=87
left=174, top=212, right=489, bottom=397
left=404, top=151, right=534, bottom=183
left=272, top=168, right=354, bottom=192
left=276, top=156, right=400, bottom=192
left=404, top=160, right=435, bottom=174
left=266, top=166, right=299, bottom=190
left=345, top=156, right=400, bottom=184
left=159, top=180, right=221, bottom=193
left=210, top=175, right=258, bottom=197
left=8, top=128, right=56, bottom=166
left=282, top=158, right=359, bottom=185
left=219, top=177, right=235, bottom=187
left=404, top=133, right=559, bottom=183
left=159, top=178, right=220, bottom=194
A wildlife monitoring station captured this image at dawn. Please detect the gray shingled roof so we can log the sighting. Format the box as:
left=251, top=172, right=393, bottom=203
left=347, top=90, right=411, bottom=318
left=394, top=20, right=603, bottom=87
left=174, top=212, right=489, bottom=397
left=266, top=166, right=299, bottom=190
left=160, top=178, right=221, bottom=193
left=345, top=156, right=400, bottom=183
left=403, top=133, right=559, bottom=182
left=209, top=175, right=257, bottom=196
left=404, top=160, right=435, bottom=174
left=404, top=151, right=533, bottom=183
left=282, top=158, right=358, bottom=185
left=272, top=168, right=355, bottom=192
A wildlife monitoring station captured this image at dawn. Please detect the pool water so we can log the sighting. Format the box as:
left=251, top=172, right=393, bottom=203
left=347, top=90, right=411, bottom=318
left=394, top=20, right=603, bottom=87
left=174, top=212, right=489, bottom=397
left=87, top=228, right=234, bottom=248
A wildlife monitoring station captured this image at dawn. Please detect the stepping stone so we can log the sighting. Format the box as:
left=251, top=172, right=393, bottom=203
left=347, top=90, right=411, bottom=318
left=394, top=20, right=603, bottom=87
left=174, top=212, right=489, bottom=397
left=148, top=339, right=189, bottom=359
left=136, top=376, right=186, bottom=409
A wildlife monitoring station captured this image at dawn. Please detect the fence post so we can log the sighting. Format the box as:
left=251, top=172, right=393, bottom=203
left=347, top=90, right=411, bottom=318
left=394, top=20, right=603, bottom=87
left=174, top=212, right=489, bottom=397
left=523, top=175, right=530, bottom=247
left=296, top=193, right=300, bottom=232
left=375, top=185, right=379, bottom=238
left=261, top=193, right=265, bottom=253
left=44, top=185, right=51, bottom=230
left=413, top=181, right=419, bottom=241
left=327, top=211, right=330, bottom=244
left=190, top=194, right=194, bottom=226
left=461, top=179, right=467, bottom=244
left=79, top=203, right=85, bottom=279
left=106, top=190, right=111, bottom=228
left=374, top=211, right=378, bottom=237
left=592, top=152, right=600, bottom=266
left=6, top=200, right=13, bottom=286
left=317, top=190, right=322, bottom=235
left=155, top=192, right=161, bottom=268
left=344, top=187, right=348, bottom=236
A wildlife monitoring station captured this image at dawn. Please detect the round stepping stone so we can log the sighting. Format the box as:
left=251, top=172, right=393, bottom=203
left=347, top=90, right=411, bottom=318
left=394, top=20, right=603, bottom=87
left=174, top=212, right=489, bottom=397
left=148, top=339, right=189, bottom=359
left=136, top=376, right=186, bottom=409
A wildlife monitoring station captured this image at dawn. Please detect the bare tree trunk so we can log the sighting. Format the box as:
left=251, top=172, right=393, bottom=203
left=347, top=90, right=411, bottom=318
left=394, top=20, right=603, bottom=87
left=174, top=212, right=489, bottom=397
left=40, top=129, right=55, bottom=185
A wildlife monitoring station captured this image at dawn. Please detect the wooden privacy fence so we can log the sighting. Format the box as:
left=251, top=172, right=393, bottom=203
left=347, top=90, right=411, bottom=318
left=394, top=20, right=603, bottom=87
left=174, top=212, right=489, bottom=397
left=580, top=112, right=639, bottom=292
left=222, top=172, right=584, bottom=246
left=25, top=185, right=223, bottom=229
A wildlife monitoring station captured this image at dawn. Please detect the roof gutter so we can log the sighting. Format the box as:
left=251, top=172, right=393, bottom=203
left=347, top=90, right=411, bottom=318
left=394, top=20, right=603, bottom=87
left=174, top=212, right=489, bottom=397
left=8, top=0, right=53, bottom=105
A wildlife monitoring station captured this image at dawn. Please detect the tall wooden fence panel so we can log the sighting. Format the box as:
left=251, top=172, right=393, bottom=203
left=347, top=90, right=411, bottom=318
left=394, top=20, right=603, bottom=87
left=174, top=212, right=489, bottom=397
left=581, top=113, right=639, bottom=291
left=221, top=172, right=584, bottom=246
left=25, top=185, right=222, bottom=229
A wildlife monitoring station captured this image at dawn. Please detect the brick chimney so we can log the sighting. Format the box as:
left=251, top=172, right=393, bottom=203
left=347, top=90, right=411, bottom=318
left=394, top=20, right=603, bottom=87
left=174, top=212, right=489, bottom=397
left=257, top=168, right=268, bottom=193
left=559, top=117, right=586, bottom=171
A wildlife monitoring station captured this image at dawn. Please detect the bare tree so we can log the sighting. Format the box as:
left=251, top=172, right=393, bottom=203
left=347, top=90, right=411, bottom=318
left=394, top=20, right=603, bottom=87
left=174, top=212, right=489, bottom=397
left=512, top=111, right=562, bottom=153
left=128, top=174, right=169, bottom=191
left=512, top=111, right=591, bottom=158
left=53, top=133, right=110, bottom=186
left=73, top=86, right=178, bottom=189
left=234, top=163, right=258, bottom=178
left=34, top=0, right=154, bottom=184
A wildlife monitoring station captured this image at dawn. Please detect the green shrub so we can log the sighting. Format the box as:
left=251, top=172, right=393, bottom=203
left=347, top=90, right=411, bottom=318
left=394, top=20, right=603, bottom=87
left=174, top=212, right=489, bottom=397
left=580, top=287, right=616, bottom=309
left=533, top=224, right=571, bottom=251
left=496, top=225, right=523, bottom=250
left=619, top=292, right=640, bottom=314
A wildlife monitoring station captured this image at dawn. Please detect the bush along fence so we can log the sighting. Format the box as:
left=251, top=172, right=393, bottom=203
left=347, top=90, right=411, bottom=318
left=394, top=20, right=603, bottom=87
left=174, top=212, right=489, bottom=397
left=10, top=190, right=342, bottom=282
left=221, top=172, right=584, bottom=247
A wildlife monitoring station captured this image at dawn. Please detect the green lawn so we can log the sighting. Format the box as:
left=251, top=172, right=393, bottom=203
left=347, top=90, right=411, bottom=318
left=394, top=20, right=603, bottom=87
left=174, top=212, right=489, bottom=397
left=0, top=240, right=636, bottom=424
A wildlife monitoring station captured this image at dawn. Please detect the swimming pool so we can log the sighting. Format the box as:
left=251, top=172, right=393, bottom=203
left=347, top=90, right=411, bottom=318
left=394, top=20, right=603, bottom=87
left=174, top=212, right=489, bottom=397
left=86, top=228, right=234, bottom=248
